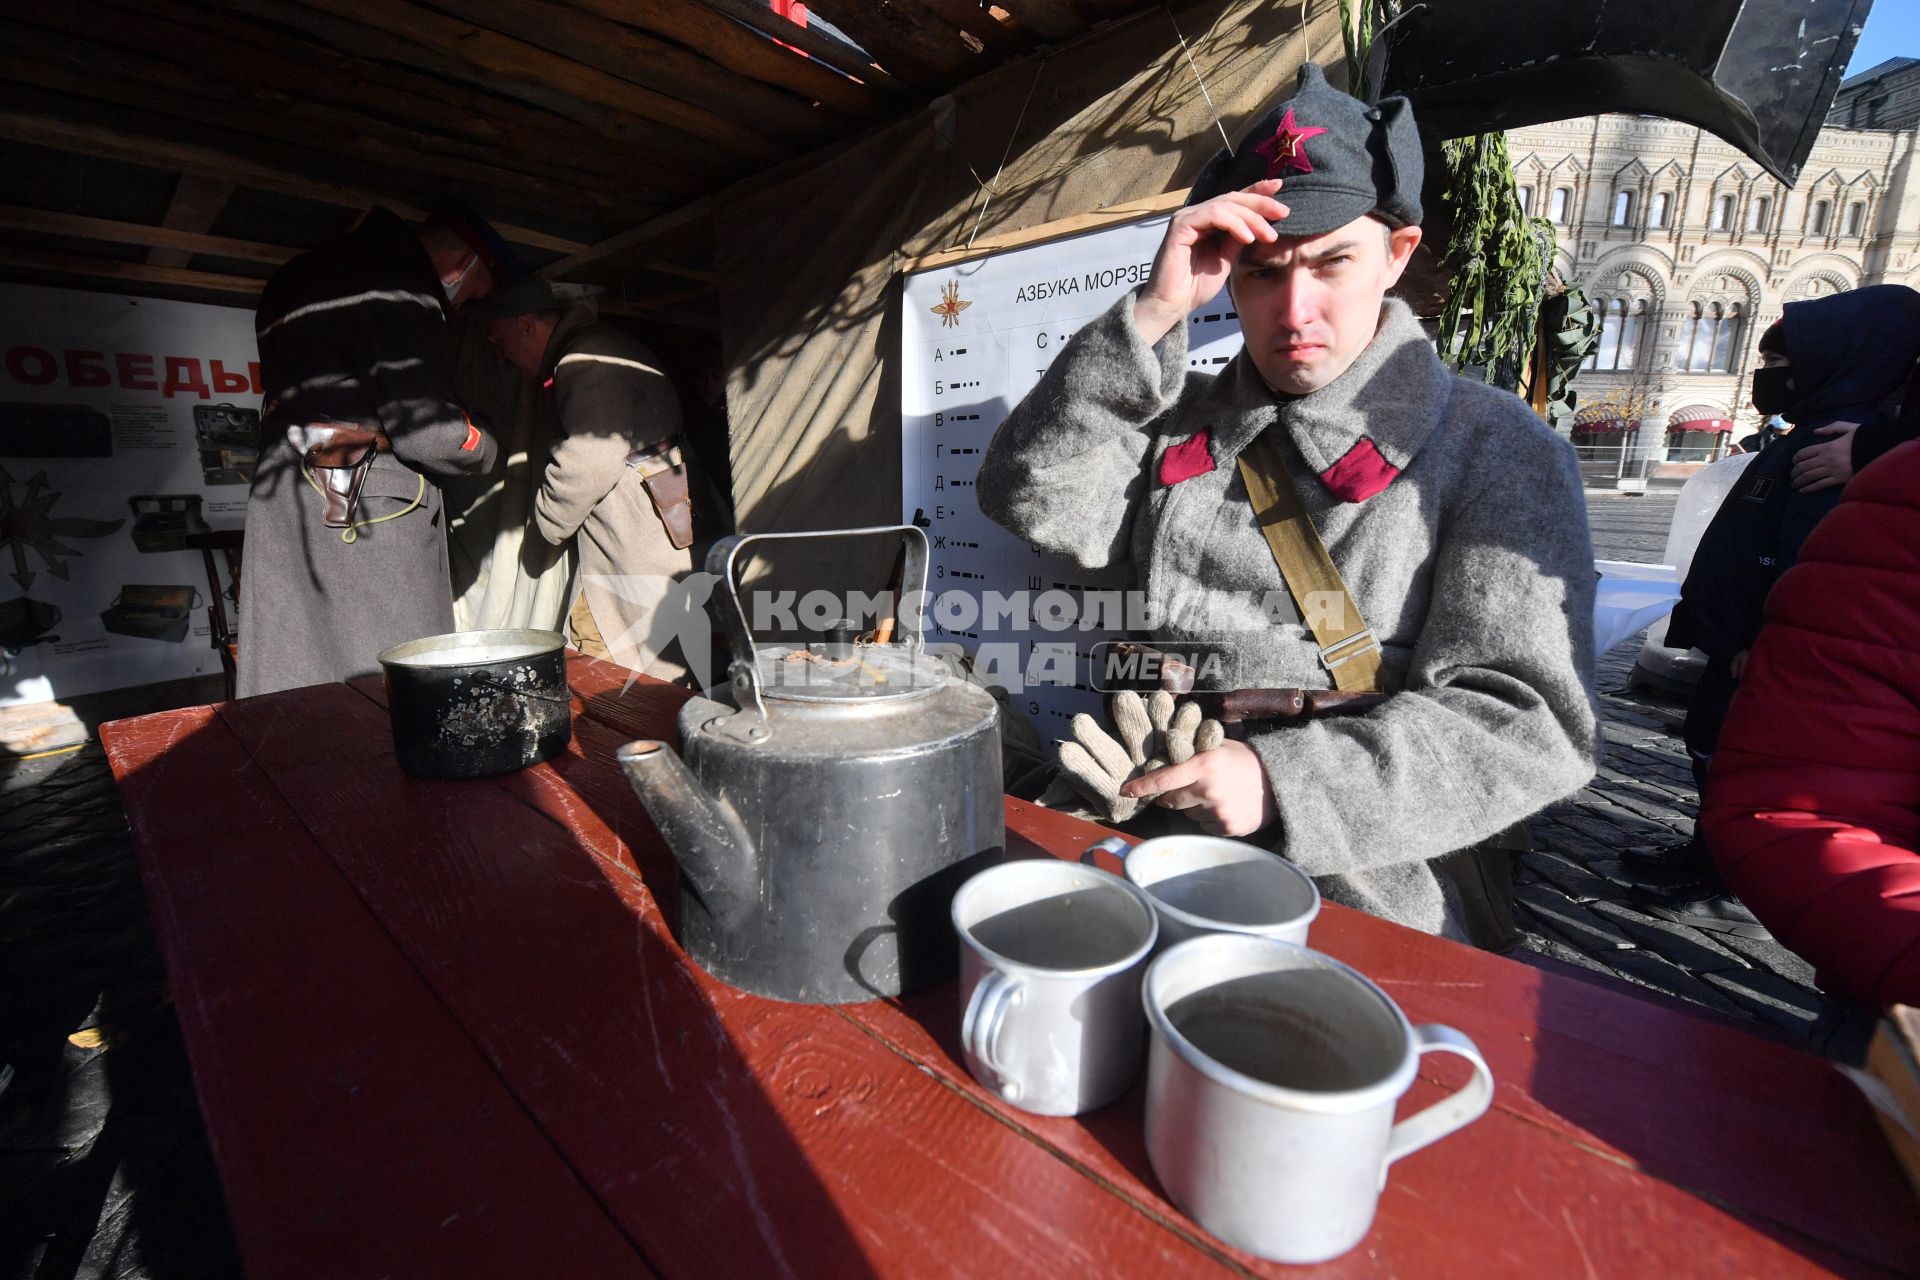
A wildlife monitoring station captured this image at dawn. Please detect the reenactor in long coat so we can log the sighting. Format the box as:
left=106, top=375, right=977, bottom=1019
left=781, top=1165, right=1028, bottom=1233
left=484, top=281, right=695, bottom=678
left=237, top=206, right=507, bottom=698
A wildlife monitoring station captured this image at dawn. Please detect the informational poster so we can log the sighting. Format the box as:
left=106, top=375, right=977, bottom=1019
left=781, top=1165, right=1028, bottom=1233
left=901, top=216, right=1244, bottom=732
left=0, top=282, right=260, bottom=706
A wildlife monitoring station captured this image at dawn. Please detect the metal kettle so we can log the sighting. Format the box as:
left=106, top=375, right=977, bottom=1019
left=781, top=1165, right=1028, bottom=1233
left=618, top=526, right=1004, bottom=1004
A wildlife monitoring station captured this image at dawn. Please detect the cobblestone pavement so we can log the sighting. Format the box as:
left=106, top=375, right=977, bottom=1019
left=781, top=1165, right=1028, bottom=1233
left=0, top=493, right=1845, bottom=1275
left=1517, top=494, right=1844, bottom=1052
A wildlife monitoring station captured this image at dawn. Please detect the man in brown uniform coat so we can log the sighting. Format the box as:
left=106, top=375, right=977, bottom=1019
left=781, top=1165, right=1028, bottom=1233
left=485, top=281, right=695, bottom=678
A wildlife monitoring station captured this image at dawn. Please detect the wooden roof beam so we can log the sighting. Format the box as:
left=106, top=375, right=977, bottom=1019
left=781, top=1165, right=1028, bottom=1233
left=0, top=110, right=587, bottom=254
left=803, top=1, right=981, bottom=83
left=148, top=177, right=234, bottom=269
left=567, top=0, right=891, bottom=116
left=598, top=299, right=719, bottom=330
left=5, top=10, right=706, bottom=200
left=0, top=45, right=652, bottom=219
left=0, top=247, right=265, bottom=296
left=695, top=0, right=916, bottom=91
left=910, top=0, right=1023, bottom=51
left=426, top=0, right=850, bottom=142
left=641, top=262, right=719, bottom=284
left=0, top=205, right=296, bottom=265
left=539, top=196, right=718, bottom=281
left=995, top=0, right=1090, bottom=41
left=288, top=0, right=786, bottom=162
left=135, top=0, right=719, bottom=189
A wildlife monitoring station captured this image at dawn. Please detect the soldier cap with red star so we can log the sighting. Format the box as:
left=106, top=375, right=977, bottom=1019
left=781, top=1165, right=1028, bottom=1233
left=1185, top=62, right=1423, bottom=239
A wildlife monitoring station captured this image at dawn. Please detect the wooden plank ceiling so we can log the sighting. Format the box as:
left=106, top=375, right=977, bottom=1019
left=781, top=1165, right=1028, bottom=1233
left=0, top=0, right=1161, bottom=328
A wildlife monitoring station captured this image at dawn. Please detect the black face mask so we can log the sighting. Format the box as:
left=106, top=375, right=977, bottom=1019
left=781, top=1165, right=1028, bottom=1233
left=1751, top=366, right=1796, bottom=416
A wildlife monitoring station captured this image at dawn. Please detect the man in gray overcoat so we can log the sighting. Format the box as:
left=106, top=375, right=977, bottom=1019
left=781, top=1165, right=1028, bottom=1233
left=977, top=64, right=1599, bottom=942
left=238, top=206, right=506, bottom=698
left=484, top=281, right=695, bottom=678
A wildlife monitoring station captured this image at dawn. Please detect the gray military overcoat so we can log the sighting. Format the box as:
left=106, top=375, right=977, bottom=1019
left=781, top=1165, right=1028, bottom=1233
left=978, top=292, right=1599, bottom=939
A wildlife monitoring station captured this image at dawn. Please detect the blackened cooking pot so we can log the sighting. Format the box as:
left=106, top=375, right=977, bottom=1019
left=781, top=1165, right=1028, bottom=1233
left=378, top=629, right=571, bottom=779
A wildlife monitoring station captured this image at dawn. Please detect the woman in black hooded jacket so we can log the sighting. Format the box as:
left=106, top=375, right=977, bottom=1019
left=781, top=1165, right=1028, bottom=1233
left=1629, top=283, right=1920, bottom=933
left=1672, top=284, right=1920, bottom=666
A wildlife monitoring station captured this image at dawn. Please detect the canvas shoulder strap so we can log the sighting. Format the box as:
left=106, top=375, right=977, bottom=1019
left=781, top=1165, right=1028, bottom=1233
left=1235, top=430, right=1383, bottom=693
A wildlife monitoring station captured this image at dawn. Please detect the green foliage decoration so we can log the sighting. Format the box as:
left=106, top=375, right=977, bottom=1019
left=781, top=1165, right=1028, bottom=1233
left=1435, top=132, right=1557, bottom=385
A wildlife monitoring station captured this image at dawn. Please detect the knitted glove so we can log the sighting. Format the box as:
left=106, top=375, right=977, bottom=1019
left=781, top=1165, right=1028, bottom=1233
left=1037, top=690, right=1225, bottom=823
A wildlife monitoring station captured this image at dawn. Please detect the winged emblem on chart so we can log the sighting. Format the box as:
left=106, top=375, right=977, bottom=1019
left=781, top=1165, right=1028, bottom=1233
left=0, top=465, right=125, bottom=591
left=930, top=280, right=972, bottom=328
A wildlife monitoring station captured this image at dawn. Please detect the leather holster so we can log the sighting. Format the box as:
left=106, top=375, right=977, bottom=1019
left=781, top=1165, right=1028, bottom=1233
left=291, top=421, right=389, bottom=529
left=627, top=441, right=695, bottom=550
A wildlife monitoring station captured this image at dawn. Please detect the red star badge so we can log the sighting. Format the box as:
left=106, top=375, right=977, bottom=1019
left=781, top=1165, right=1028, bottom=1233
left=1253, top=108, right=1329, bottom=177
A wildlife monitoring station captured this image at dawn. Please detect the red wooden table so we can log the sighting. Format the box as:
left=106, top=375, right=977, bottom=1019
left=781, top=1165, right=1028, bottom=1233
left=101, top=656, right=1918, bottom=1279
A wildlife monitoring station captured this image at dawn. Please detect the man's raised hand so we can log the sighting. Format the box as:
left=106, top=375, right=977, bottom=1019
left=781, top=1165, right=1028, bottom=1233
left=1131, top=180, right=1289, bottom=345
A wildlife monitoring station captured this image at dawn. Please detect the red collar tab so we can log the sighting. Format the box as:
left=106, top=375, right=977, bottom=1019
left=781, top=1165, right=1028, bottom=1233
left=1319, top=437, right=1399, bottom=502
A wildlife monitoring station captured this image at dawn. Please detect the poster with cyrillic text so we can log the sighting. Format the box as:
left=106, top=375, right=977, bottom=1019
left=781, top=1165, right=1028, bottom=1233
left=901, top=218, right=1244, bottom=732
left=0, top=283, right=259, bottom=706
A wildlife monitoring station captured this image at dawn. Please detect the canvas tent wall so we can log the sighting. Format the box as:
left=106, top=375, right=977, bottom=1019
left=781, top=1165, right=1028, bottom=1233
left=713, top=0, right=1345, bottom=604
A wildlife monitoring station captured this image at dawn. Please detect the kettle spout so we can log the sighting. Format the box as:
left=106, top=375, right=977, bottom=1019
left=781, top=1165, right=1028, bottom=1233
left=617, top=740, right=756, bottom=928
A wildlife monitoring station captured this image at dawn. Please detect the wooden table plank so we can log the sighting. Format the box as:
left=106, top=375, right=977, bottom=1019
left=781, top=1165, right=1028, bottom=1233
left=117, top=660, right=1916, bottom=1278
left=1050, top=804, right=1920, bottom=1269
left=220, top=680, right=1253, bottom=1278
left=842, top=804, right=1916, bottom=1279
left=100, top=704, right=656, bottom=1280
left=563, top=661, right=1919, bottom=1277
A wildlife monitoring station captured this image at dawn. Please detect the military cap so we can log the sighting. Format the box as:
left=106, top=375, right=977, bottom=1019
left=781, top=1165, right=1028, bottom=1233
left=1186, top=62, right=1423, bottom=239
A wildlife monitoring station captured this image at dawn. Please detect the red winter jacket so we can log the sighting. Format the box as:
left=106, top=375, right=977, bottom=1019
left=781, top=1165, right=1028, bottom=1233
left=1703, top=440, right=1920, bottom=1008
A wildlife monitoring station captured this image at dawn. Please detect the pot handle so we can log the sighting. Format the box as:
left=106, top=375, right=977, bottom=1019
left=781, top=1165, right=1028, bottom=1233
left=705, top=526, right=931, bottom=718
left=1382, top=1024, right=1494, bottom=1173
left=961, top=969, right=1024, bottom=1103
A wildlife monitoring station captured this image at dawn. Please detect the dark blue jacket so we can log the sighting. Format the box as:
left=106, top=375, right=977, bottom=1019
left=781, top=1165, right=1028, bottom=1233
left=1671, top=284, right=1920, bottom=660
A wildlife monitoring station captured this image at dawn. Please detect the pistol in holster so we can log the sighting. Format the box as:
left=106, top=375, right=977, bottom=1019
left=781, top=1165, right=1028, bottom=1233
left=289, top=421, right=391, bottom=529
left=625, top=439, right=695, bottom=550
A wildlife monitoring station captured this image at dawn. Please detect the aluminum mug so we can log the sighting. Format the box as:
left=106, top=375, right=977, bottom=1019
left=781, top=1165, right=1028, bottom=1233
left=952, top=858, right=1159, bottom=1116
left=1143, top=934, right=1494, bottom=1264
left=1083, top=835, right=1320, bottom=949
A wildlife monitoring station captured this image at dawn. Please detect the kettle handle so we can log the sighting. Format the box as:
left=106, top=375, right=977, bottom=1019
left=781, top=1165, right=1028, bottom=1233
left=705, top=526, right=931, bottom=715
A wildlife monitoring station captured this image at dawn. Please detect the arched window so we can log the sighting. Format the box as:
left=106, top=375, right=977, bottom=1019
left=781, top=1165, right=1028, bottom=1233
left=1810, top=199, right=1831, bottom=234
left=1517, top=185, right=1534, bottom=215
left=1711, top=194, right=1734, bottom=230
left=1681, top=301, right=1746, bottom=372
left=1746, top=196, right=1771, bottom=232
left=1582, top=298, right=1646, bottom=372
left=1847, top=201, right=1867, bottom=236
left=1550, top=187, right=1571, bottom=223
left=1649, top=193, right=1670, bottom=228
left=1612, top=190, right=1634, bottom=226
